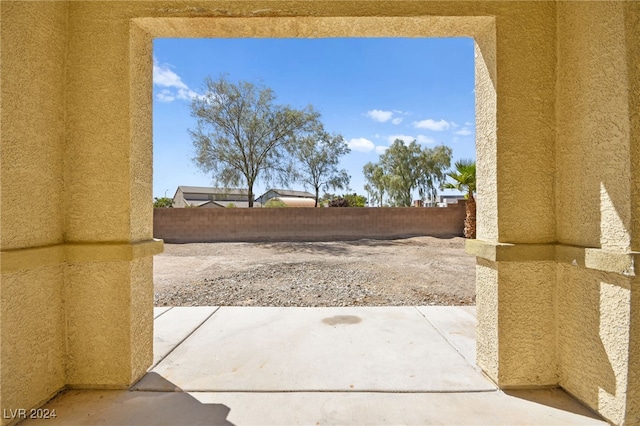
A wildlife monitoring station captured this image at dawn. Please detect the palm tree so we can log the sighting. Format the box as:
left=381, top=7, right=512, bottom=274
left=443, top=160, right=476, bottom=239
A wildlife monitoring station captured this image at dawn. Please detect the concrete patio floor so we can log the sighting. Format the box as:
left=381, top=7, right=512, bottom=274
left=23, top=306, right=605, bottom=425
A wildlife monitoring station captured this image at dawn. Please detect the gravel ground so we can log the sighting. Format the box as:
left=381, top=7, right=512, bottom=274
left=154, top=236, right=476, bottom=307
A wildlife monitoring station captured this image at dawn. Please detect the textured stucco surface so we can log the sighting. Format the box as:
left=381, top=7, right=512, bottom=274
left=129, top=257, right=154, bottom=385
left=491, top=2, right=556, bottom=244
left=475, top=259, right=556, bottom=387
left=497, top=262, right=556, bottom=386
left=557, top=265, right=632, bottom=425
left=64, top=257, right=154, bottom=388
left=65, top=4, right=134, bottom=242
left=129, top=25, right=155, bottom=242
left=629, top=275, right=640, bottom=424
left=475, top=258, right=499, bottom=380
left=65, top=261, right=133, bottom=387
left=0, top=1, right=67, bottom=250
left=2, top=1, right=640, bottom=425
left=556, top=2, right=633, bottom=251
left=626, top=1, right=640, bottom=254
left=474, top=32, right=497, bottom=242
left=554, top=3, right=639, bottom=424
left=1, top=266, right=66, bottom=417
left=1, top=2, right=69, bottom=418
left=1, top=1, right=162, bottom=419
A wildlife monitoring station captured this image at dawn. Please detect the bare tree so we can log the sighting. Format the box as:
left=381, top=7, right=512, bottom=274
left=190, top=76, right=319, bottom=207
left=290, top=123, right=350, bottom=207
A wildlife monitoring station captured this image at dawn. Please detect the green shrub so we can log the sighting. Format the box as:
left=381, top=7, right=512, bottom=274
left=153, top=197, right=173, bottom=208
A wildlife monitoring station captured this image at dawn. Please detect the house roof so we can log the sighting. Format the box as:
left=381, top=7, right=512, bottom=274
left=177, top=186, right=249, bottom=195
left=183, top=199, right=214, bottom=207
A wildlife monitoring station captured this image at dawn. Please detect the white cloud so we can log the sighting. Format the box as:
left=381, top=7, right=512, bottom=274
left=416, top=134, right=435, bottom=144
left=348, top=137, right=375, bottom=152
left=413, top=118, right=451, bottom=131
left=156, top=89, right=175, bottom=103
left=153, top=59, right=188, bottom=89
left=454, top=128, right=473, bottom=136
left=176, top=88, right=200, bottom=100
left=366, top=109, right=406, bottom=125
left=153, top=57, right=200, bottom=102
left=375, top=146, right=389, bottom=154
left=465, top=122, right=473, bottom=126
left=366, top=109, right=394, bottom=123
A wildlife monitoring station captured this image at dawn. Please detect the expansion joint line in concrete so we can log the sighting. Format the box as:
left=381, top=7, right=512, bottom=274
left=153, top=307, right=173, bottom=320
left=149, top=307, right=221, bottom=370
left=412, top=306, right=478, bottom=372
left=171, top=389, right=500, bottom=394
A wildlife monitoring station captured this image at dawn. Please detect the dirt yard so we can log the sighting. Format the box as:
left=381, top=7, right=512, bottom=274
left=154, top=236, right=476, bottom=307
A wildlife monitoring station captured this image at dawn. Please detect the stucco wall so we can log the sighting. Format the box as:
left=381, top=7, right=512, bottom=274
left=65, top=256, right=153, bottom=388
left=557, top=265, right=632, bottom=425
left=630, top=3, right=640, bottom=255
left=492, top=2, right=557, bottom=244
left=1, top=2, right=67, bottom=250
left=1, top=1, right=69, bottom=415
left=153, top=205, right=466, bottom=243
left=497, top=262, right=557, bottom=386
left=629, top=276, right=640, bottom=423
left=555, top=3, right=640, bottom=424
left=556, top=1, right=633, bottom=251
left=2, top=1, right=640, bottom=425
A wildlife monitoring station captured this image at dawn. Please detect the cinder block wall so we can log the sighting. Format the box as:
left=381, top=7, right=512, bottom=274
left=154, top=203, right=466, bottom=243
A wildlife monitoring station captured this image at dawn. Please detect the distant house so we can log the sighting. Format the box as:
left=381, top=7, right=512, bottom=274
left=172, top=186, right=261, bottom=208
left=254, top=189, right=315, bottom=206
left=436, top=194, right=467, bottom=207
left=265, top=197, right=316, bottom=208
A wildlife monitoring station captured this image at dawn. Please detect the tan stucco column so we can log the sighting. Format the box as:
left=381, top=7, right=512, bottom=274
left=553, top=2, right=640, bottom=424
left=469, top=3, right=640, bottom=426
left=467, top=243, right=558, bottom=387
left=1, top=2, right=70, bottom=415
left=62, top=5, right=162, bottom=388
left=1, top=2, right=162, bottom=417
left=467, top=0, right=559, bottom=388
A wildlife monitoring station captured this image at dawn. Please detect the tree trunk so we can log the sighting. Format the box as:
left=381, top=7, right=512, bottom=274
left=464, top=192, right=476, bottom=239
left=314, top=186, right=319, bottom=207
left=248, top=186, right=254, bottom=208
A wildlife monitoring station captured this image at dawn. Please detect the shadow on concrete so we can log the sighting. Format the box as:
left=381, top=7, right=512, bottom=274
left=504, top=388, right=604, bottom=422
left=22, top=374, right=234, bottom=426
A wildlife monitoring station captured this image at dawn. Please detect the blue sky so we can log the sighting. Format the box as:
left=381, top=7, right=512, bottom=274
left=153, top=37, right=476, bottom=201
